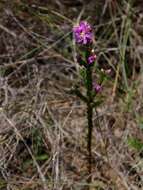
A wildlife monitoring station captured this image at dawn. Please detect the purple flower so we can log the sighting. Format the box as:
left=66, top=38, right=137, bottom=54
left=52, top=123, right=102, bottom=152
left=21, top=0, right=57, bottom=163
left=73, top=21, right=93, bottom=45
left=93, top=82, right=102, bottom=93
left=88, top=54, right=97, bottom=64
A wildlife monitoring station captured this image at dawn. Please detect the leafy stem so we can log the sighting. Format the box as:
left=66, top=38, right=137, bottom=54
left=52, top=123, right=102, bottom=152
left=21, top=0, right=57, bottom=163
left=86, top=65, right=93, bottom=184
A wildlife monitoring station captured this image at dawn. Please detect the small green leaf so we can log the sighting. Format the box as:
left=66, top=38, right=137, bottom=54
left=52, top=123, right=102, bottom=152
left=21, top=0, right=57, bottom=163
left=79, top=67, right=87, bottom=81
left=22, top=154, right=49, bottom=169
left=139, top=122, right=143, bottom=130
left=35, top=154, right=49, bottom=161
left=0, top=68, right=6, bottom=77
left=74, top=87, right=87, bottom=102
left=136, top=115, right=143, bottom=130
left=127, top=137, right=143, bottom=151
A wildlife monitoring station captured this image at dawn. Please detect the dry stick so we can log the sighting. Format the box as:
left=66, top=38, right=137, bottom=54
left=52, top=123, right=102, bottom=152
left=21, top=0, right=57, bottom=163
left=111, top=64, right=120, bottom=102
left=0, top=24, right=17, bottom=38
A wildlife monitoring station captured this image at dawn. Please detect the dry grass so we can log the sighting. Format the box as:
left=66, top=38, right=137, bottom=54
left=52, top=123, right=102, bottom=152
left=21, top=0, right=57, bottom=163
left=0, top=0, right=143, bottom=190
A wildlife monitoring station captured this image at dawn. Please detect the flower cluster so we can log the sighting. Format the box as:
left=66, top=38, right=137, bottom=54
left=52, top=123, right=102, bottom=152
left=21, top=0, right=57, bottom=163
left=73, top=21, right=93, bottom=45
left=73, top=21, right=104, bottom=94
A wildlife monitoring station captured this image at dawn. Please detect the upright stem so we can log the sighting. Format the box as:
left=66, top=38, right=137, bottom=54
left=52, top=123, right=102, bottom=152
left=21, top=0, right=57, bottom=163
left=86, top=66, right=93, bottom=185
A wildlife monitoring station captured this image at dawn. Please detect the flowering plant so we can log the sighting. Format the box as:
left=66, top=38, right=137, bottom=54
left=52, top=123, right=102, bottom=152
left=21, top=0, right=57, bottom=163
left=72, top=21, right=110, bottom=187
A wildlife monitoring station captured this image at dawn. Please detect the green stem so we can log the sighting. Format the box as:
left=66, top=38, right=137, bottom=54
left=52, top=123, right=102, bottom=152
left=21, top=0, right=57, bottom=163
left=86, top=66, right=93, bottom=185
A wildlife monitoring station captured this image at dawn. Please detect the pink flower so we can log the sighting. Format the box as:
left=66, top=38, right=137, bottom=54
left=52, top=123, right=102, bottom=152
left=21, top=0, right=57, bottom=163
left=73, top=21, right=93, bottom=45
left=88, top=54, right=97, bottom=64
left=93, top=82, right=102, bottom=93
